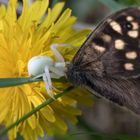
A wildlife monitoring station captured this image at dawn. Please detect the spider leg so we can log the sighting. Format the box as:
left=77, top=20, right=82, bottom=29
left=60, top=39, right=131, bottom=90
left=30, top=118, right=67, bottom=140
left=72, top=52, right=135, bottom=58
left=43, top=66, right=55, bottom=99
left=49, top=64, right=66, bottom=79
left=51, top=44, right=75, bottom=62
left=50, top=73, right=62, bottom=79
left=50, top=44, right=74, bottom=78
left=51, top=44, right=65, bottom=62
left=32, top=74, right=43, bottom=80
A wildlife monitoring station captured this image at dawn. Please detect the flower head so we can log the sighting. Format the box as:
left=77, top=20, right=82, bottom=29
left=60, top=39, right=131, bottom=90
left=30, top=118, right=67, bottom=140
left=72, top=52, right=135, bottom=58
left=0, top=0, right=92, bottom=139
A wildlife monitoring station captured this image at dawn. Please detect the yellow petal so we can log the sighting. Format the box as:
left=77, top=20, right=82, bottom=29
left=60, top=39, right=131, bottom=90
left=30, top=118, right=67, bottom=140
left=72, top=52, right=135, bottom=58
left=40, top=2, right=65, bottom=30
left=65, top=29, right=91, bottom=46
left=0, top=5, right=6, bottom=18
left=5, top=0, right=17, bottom=24
left=27, top=114, right=37, bottom=129
left=52, top=9, right=72, bottom=33
left=19, top=0, right=49, bottom=30
left=41, top=106, right=56, bottom=122
left=60, top=96, right=77, bottom=105
left=54, top=115, right=67, bottom=132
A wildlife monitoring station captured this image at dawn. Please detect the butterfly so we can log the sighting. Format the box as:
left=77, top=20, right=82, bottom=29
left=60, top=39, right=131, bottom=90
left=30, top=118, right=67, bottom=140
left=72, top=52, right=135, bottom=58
left=66, top=7, right=140, bottom=115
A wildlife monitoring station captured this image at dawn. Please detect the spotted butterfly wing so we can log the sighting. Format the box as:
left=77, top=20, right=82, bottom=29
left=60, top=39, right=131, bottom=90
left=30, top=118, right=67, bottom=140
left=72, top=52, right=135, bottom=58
left=66, top=7, right=140, bottom=114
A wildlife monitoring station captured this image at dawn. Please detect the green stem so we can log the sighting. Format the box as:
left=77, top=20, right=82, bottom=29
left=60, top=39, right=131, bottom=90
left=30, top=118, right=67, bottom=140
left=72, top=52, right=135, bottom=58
left=0, top=77, right=42, bottom=87
left=0, top=77, right=67, bottom=88
left=0, top=86, right=74, bottom=137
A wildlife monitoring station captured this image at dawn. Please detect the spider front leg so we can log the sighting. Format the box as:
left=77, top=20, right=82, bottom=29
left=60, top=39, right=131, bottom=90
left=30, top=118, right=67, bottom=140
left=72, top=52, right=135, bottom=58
left=51, top=44, right=65, bottom=62
left=51, top=44, right=75, bottom=63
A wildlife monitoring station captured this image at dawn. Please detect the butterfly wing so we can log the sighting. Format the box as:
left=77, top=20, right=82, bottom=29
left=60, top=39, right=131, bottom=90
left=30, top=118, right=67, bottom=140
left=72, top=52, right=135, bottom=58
left=67, top=7, right=140, bottom=114
left=72, top=7, right=140, bottom=78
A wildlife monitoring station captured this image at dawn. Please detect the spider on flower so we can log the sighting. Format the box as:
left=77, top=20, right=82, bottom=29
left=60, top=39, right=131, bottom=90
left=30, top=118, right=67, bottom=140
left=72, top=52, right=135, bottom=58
left=27, top=44, right=71, bottom=98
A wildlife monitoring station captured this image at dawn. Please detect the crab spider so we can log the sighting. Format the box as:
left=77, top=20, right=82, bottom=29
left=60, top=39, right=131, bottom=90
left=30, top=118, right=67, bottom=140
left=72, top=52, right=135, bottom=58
left=28, top=44, right=72, bottom=98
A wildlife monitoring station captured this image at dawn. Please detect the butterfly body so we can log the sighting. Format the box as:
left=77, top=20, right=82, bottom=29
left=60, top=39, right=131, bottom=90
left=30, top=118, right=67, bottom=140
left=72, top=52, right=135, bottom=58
left=66, top=7, right=140, bottom=114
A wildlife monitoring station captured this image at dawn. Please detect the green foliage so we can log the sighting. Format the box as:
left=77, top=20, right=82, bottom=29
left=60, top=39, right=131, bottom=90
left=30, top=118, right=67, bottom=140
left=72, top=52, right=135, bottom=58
left=53, top=130, right=140, bottom=140
left=99, top=0, right=140, bottom=11
left=16, top=133, right=24, bottom=140
left=98, top=0, right=125, bottom=11
left=114, top=0, right=140, bottom=6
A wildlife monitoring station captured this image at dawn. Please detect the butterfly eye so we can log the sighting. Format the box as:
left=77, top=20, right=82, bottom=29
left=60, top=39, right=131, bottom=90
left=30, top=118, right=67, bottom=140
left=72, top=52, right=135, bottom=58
left=125, top=22, right=133, bottom=30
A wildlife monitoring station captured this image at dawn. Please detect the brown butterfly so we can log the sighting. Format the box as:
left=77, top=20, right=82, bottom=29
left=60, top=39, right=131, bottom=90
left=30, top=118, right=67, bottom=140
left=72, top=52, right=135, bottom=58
left=66, top=7, right=140, bottom=115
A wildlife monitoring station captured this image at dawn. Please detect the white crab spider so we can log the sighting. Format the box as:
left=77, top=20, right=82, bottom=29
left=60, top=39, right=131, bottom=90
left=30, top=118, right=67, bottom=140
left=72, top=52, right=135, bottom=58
left=28, top=44, right=71, bottom=98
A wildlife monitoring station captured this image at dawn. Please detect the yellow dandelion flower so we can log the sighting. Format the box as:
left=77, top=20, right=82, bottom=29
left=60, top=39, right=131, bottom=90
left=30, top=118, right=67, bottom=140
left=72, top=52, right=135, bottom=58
left=0, top=0, right=92, bottom=139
